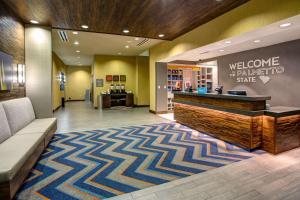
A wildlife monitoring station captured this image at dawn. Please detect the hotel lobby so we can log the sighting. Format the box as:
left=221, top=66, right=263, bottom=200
left=1, top=0, right=300, bottom=200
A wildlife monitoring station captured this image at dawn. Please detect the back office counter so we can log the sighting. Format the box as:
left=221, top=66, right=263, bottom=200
left=173, top=92, right=300, bottom=154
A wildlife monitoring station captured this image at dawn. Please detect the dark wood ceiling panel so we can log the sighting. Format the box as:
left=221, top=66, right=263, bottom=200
left=2, top=0, right=249, bottom=40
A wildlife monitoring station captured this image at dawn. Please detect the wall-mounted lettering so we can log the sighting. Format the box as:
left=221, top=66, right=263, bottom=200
left=229, top=56, right=285, bottom=84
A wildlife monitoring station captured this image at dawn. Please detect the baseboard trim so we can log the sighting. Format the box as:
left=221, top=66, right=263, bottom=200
left=149, top=110, right=170, bottom=114
left=53, top=105, right=61, bottom=112
left=134, top=105, right=150, bottom=108
left=66, top=99, right=85, bottom=102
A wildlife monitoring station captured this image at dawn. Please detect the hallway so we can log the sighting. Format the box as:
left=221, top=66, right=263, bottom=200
left=54, top=101, right=170, bottom=132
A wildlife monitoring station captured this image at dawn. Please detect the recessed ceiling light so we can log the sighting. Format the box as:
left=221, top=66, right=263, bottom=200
left=219, top=49, right=225, bottom=52
left=74, top=41, right=79, bottom=45
left=123, top=29, right=130, bottom=34
left=81, top=25, right=88, bottom=29
left=158, top=34, right=165, bottom=38
left=254, top=40, right=261, bottom=43
left=225, top=41, right=231, bottom=44
left=30, top=20, right=39, bottom=24
left=72, top=31, right=78, bottom=35
left=125, top=45, right=129, bottom=49
left=76, top=50, right=80, bottom=53
left=118, top=52, right=122, bottom=55
left=134, top=37, right=140, bottom=41
left=216, top=0, right=223, bottom=2
left=279, top=22, right=292, bottom=28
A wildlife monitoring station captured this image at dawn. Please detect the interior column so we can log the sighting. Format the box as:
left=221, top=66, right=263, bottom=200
left=25, top=25, right=53, bottom=118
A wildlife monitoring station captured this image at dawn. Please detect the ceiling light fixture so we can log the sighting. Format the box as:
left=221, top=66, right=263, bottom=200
left=30, top=20, right=39, bottom=24
left=279, top=22, right=292, bottom=28
left=123, top=29, right=130, bottom=34
left=72, top=31, right=78, bottom=35
left=81, top=25, right=88, bottom=29
left=225, top=41, right=231, bottom=44
left=118, top=52, right=122, bottom=55
left=74, top=41, right=79, bottom=45
left=134, top=37, right=140, bottom=41
left=76, top=50, right=80, bottom=53
left=158, top=34, right=165, bottom=38
left=219, top=49, right=225, bottom=52
left=254, top=39, right=261, bottom=43
left=125, top=45, right=130, bottom=49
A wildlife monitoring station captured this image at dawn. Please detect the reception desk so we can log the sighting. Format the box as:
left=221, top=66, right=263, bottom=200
left=173, top=92, right=300, bottom=153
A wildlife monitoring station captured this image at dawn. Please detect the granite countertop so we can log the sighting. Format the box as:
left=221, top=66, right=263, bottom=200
left=173, top=91, right=271, bottom=101
left=264, top=106, right=300, bottom=117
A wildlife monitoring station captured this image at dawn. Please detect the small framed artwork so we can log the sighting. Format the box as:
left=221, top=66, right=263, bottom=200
left=120, top=75, right=126, bottom=82
left=106, top=75, right=113, bottom=81
left=96, top=79, right=104, bottom=87
left=113, top=75, right=119, bottom=82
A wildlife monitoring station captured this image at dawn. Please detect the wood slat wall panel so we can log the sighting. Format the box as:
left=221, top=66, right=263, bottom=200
left=174, top=102, right=262, bottom=150
left=175, top=94, right=266, bottom=111
left=262, top=115, right=300, bottom=154
left=0, top=2, right=25, bottom=101
left=276, top=115, right=300, bottom=153
left=262, top=116, right=276, bottom=153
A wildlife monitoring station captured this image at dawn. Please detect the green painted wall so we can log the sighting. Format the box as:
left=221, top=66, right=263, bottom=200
left=93, top=55, right=150, bottom=107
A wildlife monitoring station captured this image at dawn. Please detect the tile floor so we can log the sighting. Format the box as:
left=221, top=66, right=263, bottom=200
left=54, top=101, right=300, bottom=200
left=55, top=101, right=169, bottom=132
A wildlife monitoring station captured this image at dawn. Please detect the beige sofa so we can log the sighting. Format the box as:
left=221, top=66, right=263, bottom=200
left=0, top=97, right=57, bottom=199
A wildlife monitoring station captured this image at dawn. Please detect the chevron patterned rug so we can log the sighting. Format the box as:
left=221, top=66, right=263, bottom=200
left=16, top=123, right=263, bottom=200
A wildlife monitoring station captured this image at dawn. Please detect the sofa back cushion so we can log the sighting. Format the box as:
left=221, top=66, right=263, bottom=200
left=2, top=97, right=36, bottom=134
left=0, top=103, right=12, bottom=144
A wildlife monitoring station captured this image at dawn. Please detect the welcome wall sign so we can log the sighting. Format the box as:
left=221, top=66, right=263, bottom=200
left=228, top=56, right=285, bottom=84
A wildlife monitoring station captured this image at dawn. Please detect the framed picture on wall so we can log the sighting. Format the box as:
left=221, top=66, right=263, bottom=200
left=113, top=75, right=119, bottom=82
left=0, top=51, right=13, bottom=91
left=120, top=75, right=126, bottom=82
left=106, top=75, right=112, bottom=81
left=96, top=79, right=104, bottom=87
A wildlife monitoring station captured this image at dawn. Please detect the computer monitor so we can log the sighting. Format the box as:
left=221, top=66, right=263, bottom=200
left=227, top=90, right=247, bottom=96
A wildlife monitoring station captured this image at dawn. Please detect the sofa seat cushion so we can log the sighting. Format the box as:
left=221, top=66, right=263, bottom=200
left=2, top=97, right=35, bottom=135
left=0, top=134, right=44, bottom=183
left=0, top=104, right=12, bottom=144
left=16, top=118, right=57, bottom=136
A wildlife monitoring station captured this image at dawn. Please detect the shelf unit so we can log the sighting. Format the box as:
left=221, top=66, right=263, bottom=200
left=196, top=67, right=213, bottom=93
left=167, top=69, right=183, bottom=111
left=167, top=66, right=214, bottom=111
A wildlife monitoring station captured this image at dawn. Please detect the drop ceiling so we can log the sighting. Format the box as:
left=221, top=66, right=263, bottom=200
left=164, top=14, right=300, bottom=63
left=52, top=29, right=162, bottom=66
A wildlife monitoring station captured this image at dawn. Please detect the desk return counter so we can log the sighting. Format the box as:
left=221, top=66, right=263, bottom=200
left=173, top=92, right=300, bottom=154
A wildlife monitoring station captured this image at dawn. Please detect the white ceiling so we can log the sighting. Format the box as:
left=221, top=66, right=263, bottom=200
left=52, top=30, right=162, bottom=66
left=162, top=14, right=300, bottom=62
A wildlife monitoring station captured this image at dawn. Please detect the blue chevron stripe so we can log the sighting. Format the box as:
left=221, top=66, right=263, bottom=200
left=124, top=126, right=191, bottom=177
left=16, top=123, right=263, bottom=200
